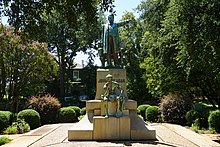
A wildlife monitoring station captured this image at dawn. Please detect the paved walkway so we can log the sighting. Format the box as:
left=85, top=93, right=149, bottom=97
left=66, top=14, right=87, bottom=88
left=1, top=123, right=219, bottom=147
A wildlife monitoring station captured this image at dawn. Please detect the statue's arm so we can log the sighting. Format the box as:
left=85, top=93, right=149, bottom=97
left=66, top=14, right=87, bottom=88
left=117, top=19, right=132, bottom=27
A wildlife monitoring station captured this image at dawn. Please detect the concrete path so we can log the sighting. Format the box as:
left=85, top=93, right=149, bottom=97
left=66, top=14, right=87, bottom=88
left=1, top=123, right=219, bottom=147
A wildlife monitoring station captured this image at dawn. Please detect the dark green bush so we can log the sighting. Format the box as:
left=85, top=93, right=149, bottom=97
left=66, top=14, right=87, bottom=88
left=0, top=112, right=9, bottom=133
left=185, top=110, right=200, bottom=125
left=159, top=93, right=192, bottom=125
left=193, top=102, right=213, bottom=128
left=146, top=106, right=159, bottom=122
left=28, top=94, right=61, bottom=124
left=80, top=107, right=86, bottom=115
left=68, top=106, right=81, bottom=120
left=208, top=110, right=220, bottom=133
left=0, top=111, right=14, bottom=125
left=17, top=109, right=40, bottom=129
left=137, top=104, right=151, bottom=120
left=58, top=107, right=76, bottom=123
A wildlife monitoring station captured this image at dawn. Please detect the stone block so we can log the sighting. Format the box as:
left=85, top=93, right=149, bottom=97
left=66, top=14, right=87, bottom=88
left=122, top=110, right=129, bottom=116
left=94, top=109, right=101, bottom=116
left=106, top=117, right=119, bottom=139
left=93, top=116, right=131, bottom=140
left=68, top=130, right=93, bottom=140
left=124, top=99, right=137, bottom=110
left=93, top=116, right=107, bottom=140
left=119, top=116, right=130, bottom=139
left=86, top=100, right=101, bottom=111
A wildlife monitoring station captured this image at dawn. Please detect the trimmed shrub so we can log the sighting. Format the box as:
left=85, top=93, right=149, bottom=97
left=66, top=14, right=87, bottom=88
left=208, top=110, right=220, bottom=133
left=17, top=109, right=40, bottom=129
left=193, top=102, right=212, bottom=128
left=0, top=112, right=9, bottom=133
left=68, top=106, right=81, bottom=121
left=137, top=104, right=151, bottom=120
left=146, top=106, right=159, bottom=122
left=28, top=94, right=61, bottom=124
left=186, top=110, right=200, bottom=125
left=0, top=111, right=14, bottom=125
left=159, top=93, right=192, bottom=125
left=58, top=107, right=76, bottom=123
left=80, top=107, right=86, bottom=115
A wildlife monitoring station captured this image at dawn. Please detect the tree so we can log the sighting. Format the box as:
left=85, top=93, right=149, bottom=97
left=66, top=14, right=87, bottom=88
left=0, top=24, right=58, bottom=112
left=139, top=0, right=220, bottom=108
left=119, top=12, right=150, bottom=103
left=0, top=0, right=113, bottom=98
left=1, top=0, right=115, bottom=40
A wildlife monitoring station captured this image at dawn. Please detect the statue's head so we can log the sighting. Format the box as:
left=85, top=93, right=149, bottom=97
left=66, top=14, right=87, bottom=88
left=106, top=74, right=113, bottom=82
left=108, top=14, right=114, bottom=23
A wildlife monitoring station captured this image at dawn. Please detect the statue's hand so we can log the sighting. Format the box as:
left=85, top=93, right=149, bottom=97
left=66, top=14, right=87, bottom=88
left=104, top=97, right=108, bottom=101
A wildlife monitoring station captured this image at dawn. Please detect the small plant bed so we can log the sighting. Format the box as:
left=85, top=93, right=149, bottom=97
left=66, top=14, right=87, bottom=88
left=0, top=136, right=12, bottom=145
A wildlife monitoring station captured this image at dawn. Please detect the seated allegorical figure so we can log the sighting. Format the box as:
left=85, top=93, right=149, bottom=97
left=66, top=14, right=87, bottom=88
left=101, top=74, right=126, bottom=117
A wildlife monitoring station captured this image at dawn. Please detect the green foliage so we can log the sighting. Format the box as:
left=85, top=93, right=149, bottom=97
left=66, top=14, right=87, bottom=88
left=138, top=0, right=220, bottom=108
left=0, top=24, right=58, bottom=112
left=159, top=93, right=192, bottom=124
left=58, top=107, right=76, bottom=123
left=1, top=0, right=112, bottom=40
left=17, top=109, right=40, bottom=129
left=137, top=104, right=151, bottom=120
left=0, top=111, right=9, bottom=133
left=3, top=126, right=17, bottom=134
left=80, top=107, right=86, bottom=115
left=120, top=12, right=150, bottom=103
left=68, top=106, right=81, bottom=121
left=186, top=110, right=200, bottom=125
left=28, top=94, right=61, bottom=124
left=145, top=106, right=159, bottom=122
left=193, top=102, right=214, bottom=128
left=0, top=111, right=14, bottom=126
left=208, top=110, right=220, bottom=133
left=0, top=137, right=12, bottom=146
left=191, top=118, right=201, bottom=133
left=3, top=119, right=30, bottom=134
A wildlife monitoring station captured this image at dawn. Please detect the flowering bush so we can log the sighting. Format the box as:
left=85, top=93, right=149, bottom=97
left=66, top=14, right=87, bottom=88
left=28, top=94, right=61, bottom=124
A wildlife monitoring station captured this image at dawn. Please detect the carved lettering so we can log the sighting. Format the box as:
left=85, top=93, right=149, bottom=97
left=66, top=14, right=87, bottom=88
left=98, top=79, right=125, bottom=83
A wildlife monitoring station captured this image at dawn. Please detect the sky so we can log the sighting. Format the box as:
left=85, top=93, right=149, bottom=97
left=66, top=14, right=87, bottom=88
left=0, top=0, right=142, bottom=66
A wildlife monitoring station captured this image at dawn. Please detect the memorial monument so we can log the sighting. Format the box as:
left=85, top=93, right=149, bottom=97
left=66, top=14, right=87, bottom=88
left=68, top=14, right=156, bottom=140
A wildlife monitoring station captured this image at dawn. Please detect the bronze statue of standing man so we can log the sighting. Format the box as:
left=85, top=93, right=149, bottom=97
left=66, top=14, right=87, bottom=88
left=100, top=14, right=130, bottom=67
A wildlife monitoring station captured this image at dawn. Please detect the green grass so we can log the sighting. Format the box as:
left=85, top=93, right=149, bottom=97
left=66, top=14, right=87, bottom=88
left=0, top=136, right=12, bottom=145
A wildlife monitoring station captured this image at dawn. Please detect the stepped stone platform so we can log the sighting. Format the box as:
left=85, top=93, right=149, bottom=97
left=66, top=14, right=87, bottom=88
left=68, top=99, right=156, bottom=140
left=68, top=68, right=156, bottom=140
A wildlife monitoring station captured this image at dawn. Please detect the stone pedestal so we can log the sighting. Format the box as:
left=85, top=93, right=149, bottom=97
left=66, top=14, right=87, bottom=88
left=93, top=116, right=130, bottom=140
left=68, top=68, right=156, bottom=141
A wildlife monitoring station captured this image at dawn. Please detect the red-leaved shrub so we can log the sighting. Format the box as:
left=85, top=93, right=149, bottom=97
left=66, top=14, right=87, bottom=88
left=159, top=93, right=192, bottom=125
left=28, top=94, right=61, bottom=124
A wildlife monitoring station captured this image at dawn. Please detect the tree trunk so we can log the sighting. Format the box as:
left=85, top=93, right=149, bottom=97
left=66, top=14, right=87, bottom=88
left=59, top=51, right=66, bottom=98
left=59, top=61, right=65, bottom=98
left=0, top=52, right=6, bottom=102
